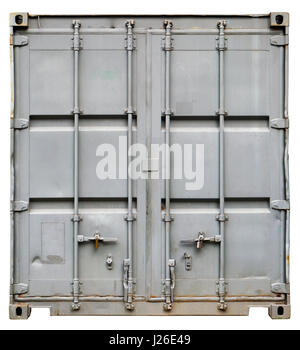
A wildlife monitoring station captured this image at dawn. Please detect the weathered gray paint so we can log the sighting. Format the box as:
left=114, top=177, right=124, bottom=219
left=10, top=12, right=290, bottom=319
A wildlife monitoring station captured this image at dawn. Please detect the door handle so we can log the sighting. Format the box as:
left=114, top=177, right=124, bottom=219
left=180, top=232, right=221, bottom=249
left=78, top=231, right=118, bottom=249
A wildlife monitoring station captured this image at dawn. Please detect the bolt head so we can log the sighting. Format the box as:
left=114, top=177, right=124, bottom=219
left=125, top=303, right=135, bottom=311
left=217, top=302, right=228, bottom=311
left=71, top=303, right=80, bottom=311
left=163, top=303, right=173, bottom=311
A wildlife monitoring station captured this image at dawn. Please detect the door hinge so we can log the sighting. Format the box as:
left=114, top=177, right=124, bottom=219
left=270, top=118, right=289, bottom=129
left=271, top=282, right=290, bottom=294
left=271, top=35, right=289, bottom=46
left=11, top=35, right=28, bottom=47
left=11, top=283, right=28, bottom=295
left=12, top=201, right=29, bottom=212
left=10, top=119, right=29, bottom=130
left=271, top=200, right=290, bottom=210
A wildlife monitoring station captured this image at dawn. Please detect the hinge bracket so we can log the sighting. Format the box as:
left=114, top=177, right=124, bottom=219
left=12, top=201, right=29, bottom=212
left=71, top=214, right=82, bottom=222
left=162, top=214, right=174, bottom=222
left=271, top=200, right=290, bottom=210
left=11, top=283, right=28, bottom=295
left=162, top=109, right=174, bottom=116
left=216, top=37, right=227, bottom=51
left=72, top=20, right=82, bottom=51
left=125, top=36, right=136, bottom=51
left=162, top=37, right=174, bottom=51
left=11, top=119, right=29, bottom=130
left=216, top=20, right=227, bottom=51
left=270, top=118, right=289, bottom=129
left=216, top=279, right=227, bottom=296
left=125, top=20, right=136, bottom=51
left=271, top=35, right=289, bottom=46
left=124, top=107, right=136, bottom=115
left=162, top=20, right=173, bottom=51
left=124, top=213, right=136, bottom=222
left=271, top=282, right=290, bottom=294
left=216, top=109, right=228, bottom=117
left=71, top=108, right=83, bottom=115
left=12, top=35, right=28, bottom=47
left=216, top=214, right=229, bottom=222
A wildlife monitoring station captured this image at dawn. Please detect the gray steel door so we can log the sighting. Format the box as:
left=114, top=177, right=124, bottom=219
left=10, top=12, right=290, bottom=318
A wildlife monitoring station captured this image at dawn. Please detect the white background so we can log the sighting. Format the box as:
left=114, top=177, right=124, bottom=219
left=0, top=0, right=299, bottom=330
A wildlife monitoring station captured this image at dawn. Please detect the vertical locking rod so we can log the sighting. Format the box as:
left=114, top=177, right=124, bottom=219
left=124, top=20, right=135, bottom=311
left=71, top=20, right=81, bottom=311
left=163, top=20, right=175, bottom=311
left=216, top=20, right=227, bottom=311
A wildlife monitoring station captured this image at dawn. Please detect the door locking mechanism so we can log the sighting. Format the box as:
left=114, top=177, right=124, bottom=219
left=183, top=252, right=192, bottom=271
left=106, top=254, right=113, bottom=269
left=77, top=231, right=118, bottom=249
left=163, top=258, right=176, bottom=311
left=181, top=232, right=221, bottom=249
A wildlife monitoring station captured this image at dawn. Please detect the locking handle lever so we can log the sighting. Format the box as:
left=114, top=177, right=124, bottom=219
left=180, top=232, right=221, bottom=249
left=77, top=231, right=118, bottom=249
